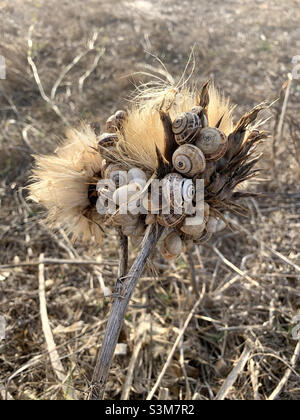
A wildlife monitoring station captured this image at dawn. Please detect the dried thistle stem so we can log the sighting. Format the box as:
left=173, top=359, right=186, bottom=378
left=88, top=224, right=164, bottom=400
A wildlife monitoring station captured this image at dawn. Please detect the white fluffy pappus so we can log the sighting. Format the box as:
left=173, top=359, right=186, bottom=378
left=29, top=125, right=104, bottom=243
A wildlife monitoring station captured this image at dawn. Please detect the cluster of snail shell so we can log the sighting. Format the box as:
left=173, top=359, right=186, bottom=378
left=96, top=106, right=229, bottom=260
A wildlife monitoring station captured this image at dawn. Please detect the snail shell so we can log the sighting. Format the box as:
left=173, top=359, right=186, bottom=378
left=128, top=168, right=147, bottom=184
left=102, top=163, right=127, bottom=187
left=157, top=212, right=185, bottom=228
left=180, top=218, right=206, bottom=238
left=112, top=183, right=142, bottom=206
left=206, top=216, right=227, bottom=233
left=195, top=127, right=228, bottom=161
left=180, top=202, right=209, bottom=238
left=172, top=144, right=206, bottom=177
left=172, top=112, right=201, bottom=145
left=194, top=230, right=212, bottom=244
left=162, top=232, right=183, bottom=259
left=106, top=109, right=127, bottom=133
left=194, top=161, right=216, bottom=187
left=162, top=174, right=195, bottom=210
left=98, top=132, right=118, bottom=149
left=191, top=106, right=209, bottom=128
left=113, top=182, right=143, bottom=214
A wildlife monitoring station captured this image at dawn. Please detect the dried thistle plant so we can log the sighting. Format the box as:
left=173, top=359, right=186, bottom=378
left=28, top=77, right=271, bottom=400
left=29, top=79, right=268, bottom=259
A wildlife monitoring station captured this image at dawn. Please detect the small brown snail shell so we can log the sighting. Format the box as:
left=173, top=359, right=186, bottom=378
left=162, top=232, right=183, bottom=259
left=180, top=218, right=206, bottom=238
left=172, top=144, right=206, bottom=177
left=102, top=163, right=127, bottom=187
left=206, top=216, right=227, bottom=233
left=106, top=110, right=127, bottom=133
left=98, top=132, right=118, bottom=149
left=180, top=202, right=209, bottom=238
left=194, top=230, right=212, bottom=244
left=172, top=112, right=201, bottom=145
left=191, top=106, right=209, bottom=127
left=157, top=212, right=185, bottom=228
left=195, top=127, right=228, bottom=161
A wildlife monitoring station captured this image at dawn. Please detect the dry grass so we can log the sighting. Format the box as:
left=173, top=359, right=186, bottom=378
left=1, top=0, right=300, bottom=400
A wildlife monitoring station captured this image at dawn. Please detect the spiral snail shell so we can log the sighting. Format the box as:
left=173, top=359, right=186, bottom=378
left=128, top=168, right=147, bottom=184
left=206, top=216, right=227, bottom=233
left=162, top=231, right=183, bottom=259
left=102, top=163, right=127, bottom=187
left=180, top=218, right=206, bottom=238
left=172, top=112, right=201, bottom=145
left=106, top=109, right=127, bottom=133
left=172, top=144, right=206, bottom=177
left=191, top=106, right=209, bottom=128
left=194, top=230, right=212, bottom=244
left=180, top=202, right=209, bottom=238
left=161, top=173, right=195, bottom=210
left=112, top=183, right=142, bottom=208
left=195, top=127, right=228, bottom=161
left=98, top=132, right=118, bottom=149
left=157, top=212, right=185, bottom=228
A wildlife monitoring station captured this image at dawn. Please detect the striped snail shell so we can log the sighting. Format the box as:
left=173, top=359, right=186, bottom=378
left=98, top=132, right=118, bottom=149
left=191, top=106, right=209, bottom=128
left=162, top=232, right=183, bottom=259
left=106, top=109, right=127, bottom=133
left=162, top=173, right=195, bottom=210
left=172, top=112, right=201, bottom=145
left=157, top=212, right=185, bottom=228
left=172, top=144, right=206, bottom=177
left=195, top=127, right=228, bottom=161
left=102, top=163, right=127, bottom=187
left=206, top=216, right=227, bottom=233
left=193, top=230, right=212, bottom=244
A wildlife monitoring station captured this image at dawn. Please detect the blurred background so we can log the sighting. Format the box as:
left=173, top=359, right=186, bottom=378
left=0, top=0, right=300, bottom=400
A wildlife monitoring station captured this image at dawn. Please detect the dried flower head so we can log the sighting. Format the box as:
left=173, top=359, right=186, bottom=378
left=29, top=79, right=268, bottom=251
